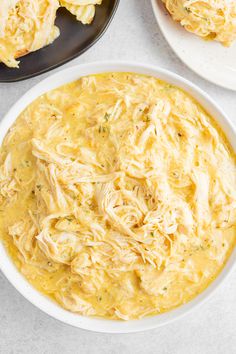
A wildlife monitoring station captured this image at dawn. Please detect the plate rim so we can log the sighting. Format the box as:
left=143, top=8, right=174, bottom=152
left=151, top=0, right=236, bottom=91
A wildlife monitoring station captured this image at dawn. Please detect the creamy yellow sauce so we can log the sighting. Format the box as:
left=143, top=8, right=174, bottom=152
left=0, top=73, right=235, bottom=320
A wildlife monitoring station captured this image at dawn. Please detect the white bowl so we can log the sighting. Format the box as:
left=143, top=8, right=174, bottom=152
left=0, top=62, right=235, bottom=333
left=151, top=0, right=236, bottom=91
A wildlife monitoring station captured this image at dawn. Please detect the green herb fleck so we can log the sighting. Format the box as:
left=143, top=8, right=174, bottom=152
left=24, top=160, right=31, bottom=167
left=185, top=7, right=191, bottom=13
left=104, top=113, right=111, bottom=122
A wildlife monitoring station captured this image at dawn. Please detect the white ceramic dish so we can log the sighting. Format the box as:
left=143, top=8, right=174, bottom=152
left=151, top=0, right=236, bottom=91
left=0, top=62, right=235, bottom=333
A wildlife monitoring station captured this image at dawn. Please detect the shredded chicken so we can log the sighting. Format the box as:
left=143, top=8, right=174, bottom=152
left=162, top=0, right=236, bottom=46
left=60, top=0, right=102, bottom=24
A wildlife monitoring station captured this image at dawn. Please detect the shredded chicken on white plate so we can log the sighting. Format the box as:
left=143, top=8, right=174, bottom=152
left=162, top=0, right=236, bottom=46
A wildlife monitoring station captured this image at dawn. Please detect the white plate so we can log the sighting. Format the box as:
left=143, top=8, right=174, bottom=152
left=151, top=0, right=236, bottom=91
left=0, top=61, right=236, bottom=333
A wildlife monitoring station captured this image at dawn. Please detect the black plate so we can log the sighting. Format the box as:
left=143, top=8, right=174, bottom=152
left=0, top=0, right=119, bottom=82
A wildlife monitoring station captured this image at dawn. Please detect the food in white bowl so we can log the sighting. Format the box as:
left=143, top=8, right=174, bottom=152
left=161, top=0, right=236, bottom=47
left=0, top=62, right=235, bottom=332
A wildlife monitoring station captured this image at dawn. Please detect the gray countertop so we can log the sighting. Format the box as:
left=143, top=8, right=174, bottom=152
left=0, top=1, right=235, bottom=353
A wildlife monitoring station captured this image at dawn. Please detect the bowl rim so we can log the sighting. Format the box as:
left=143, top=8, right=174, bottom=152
left=0, top=61, right=235, bottom=333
